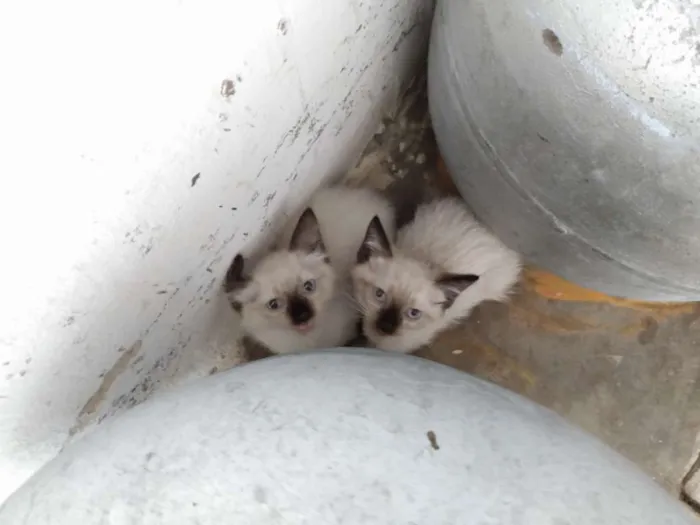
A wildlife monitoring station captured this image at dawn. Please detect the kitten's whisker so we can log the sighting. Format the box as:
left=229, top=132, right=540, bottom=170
left=342, top=290, right=367, bottom=315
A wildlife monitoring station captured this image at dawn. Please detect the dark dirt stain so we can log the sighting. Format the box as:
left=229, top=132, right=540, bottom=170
left=278, top=18, right=289, bottom=35
left=220, top=79, right=236, bottom=98
left=537, top=133, right=550, bottom=143
left=638, top=316, right=659, bottom=345
left=191, top=173, right=201, bottom=187
left=681, top=303, right=700, bottom=332
left=427, top=430, right=440, bottom=450
left=392, top=21, right=420, bottom=52
left=263, top=191, right=276, bottom=208
left=542, top=28, right=563, bottom=56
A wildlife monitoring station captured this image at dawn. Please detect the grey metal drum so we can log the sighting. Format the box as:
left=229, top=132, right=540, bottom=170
left=0, top=350, right=694, bottom=524
left=428, top=0, right=700, bottom=301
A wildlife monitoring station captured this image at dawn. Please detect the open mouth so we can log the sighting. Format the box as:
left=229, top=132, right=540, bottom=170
left=295, top=321, right=314, bottom=333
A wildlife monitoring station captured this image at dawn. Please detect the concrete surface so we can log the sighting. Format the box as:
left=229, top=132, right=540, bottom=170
left=1, top=351, right=695, bottom=525
left=0, top=0, right=434, bottom=503
left=339, top=77, right=700, bottom=509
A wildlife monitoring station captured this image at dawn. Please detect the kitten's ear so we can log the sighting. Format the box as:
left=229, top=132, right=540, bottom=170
left=357, top=216, right=392, bottom=263
left=290, top=208, right=326, bottom=254
left=224, top=254, right=249, bottom=312
left=435, top=273, right=479, bottom=309
left=224, top=254, right=247, bottom=292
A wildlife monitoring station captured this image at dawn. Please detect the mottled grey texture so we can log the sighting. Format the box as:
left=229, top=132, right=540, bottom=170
left=429, top=0, right=700, bottom=301
left=1, top=350, right=694, bottom=524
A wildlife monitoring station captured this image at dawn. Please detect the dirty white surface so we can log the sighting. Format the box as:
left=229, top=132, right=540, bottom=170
left=0, top=0, right=434, bottom=502
left=0, top=351, right=695, bottom=524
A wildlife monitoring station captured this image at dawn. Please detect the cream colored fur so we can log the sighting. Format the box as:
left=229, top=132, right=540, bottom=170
left=230, top=185, right=395, bottom=354
left=352, top=197, right=521, bottom=353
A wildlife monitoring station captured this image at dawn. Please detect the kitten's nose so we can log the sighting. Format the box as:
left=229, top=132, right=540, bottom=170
left=375, top=305, right=400, bottom=335
left=287, top=295, right=314, bottom=325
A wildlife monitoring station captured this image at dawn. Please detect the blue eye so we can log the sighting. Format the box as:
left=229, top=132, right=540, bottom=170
left=303, top=279, right=316, bottom=293
left=267, top=298, right=280, bottom=310
left=406, top=308, right=422, bottom=320
left=374, top=287, right=385, bottom=300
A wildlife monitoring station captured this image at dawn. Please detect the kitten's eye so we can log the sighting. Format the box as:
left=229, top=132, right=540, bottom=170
left=266, top=298, right=280, bottom=310
left=406, top=308, right=422, bottom=320
left=374, top=287, right=386, bottom=300
left=302, top=279, right=316, bottom=293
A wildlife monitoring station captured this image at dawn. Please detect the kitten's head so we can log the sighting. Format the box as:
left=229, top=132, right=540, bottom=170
left=224, top=208, right=336, bottom=336
left=351, top=216, right=479, bottom=353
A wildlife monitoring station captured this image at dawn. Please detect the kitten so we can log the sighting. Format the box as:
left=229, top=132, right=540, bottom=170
left=351, top=197, right=521, bottom=353
left=224, top=186, right=395, bottom=354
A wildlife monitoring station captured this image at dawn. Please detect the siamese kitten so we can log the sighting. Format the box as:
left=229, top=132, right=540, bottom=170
left=351, top=197, right=521, bottom=353
left=224, top=186, right=395, bottom=354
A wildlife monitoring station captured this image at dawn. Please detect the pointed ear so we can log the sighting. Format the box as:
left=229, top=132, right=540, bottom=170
left=224, top=254, right=249, bottom=311
left=357, top=216, right=392, bottom=263
left=435, top=273, right=479, bottom=309
left=289, top=208, right=326, bottom=254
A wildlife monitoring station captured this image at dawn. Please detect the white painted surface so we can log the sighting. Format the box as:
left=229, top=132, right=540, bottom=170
left=0, top=351, right=694, bottom=524
left=0, top=0, right=434, bottom=502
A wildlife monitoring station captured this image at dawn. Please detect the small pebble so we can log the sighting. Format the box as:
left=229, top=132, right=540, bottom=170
left=452, top=349, right=463, bottom=355
left=398, top=142, right=407, bottom=153
left=415, top=153, right=426, bottom=165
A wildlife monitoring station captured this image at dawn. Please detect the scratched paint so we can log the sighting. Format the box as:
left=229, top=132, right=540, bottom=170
left=69, top=341, right=143, bottom=436
left=0, top=0, right=434, bottom=502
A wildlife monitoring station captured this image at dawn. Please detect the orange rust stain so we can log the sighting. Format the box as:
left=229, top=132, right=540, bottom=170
left=618, top=322, right=643, bottom=338
left=425, top=330, right=537, bottom=393
left=434, top=154, right=460, bottom=196
left=508, top=301, right=598, bottom=333
left=523, top=267, right=696, bottom=316
left=469, top=340, right=537, bottom=390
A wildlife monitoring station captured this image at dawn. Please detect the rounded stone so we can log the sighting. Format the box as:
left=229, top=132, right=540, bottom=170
left=0, top=350, right=694, bottom=524
left=429, top=0, right=700, bottom=301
